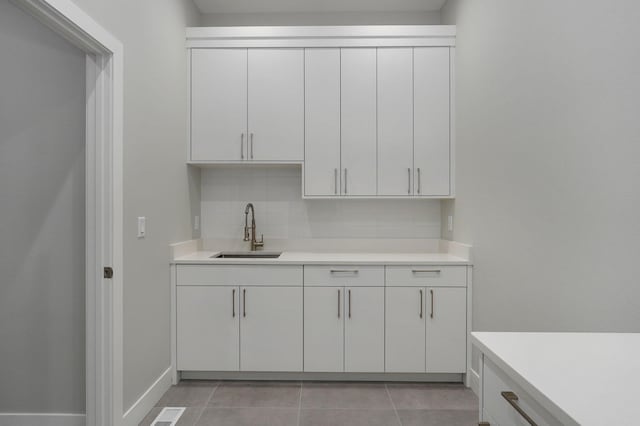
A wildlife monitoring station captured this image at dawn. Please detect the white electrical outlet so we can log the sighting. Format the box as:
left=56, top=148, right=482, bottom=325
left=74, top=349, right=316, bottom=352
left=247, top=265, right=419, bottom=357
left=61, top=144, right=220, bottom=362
left=137, top=216, right=146, bottom=238
left=194, top=215, right=200, bottom=231
left=448, top=215, right=454, bottom=232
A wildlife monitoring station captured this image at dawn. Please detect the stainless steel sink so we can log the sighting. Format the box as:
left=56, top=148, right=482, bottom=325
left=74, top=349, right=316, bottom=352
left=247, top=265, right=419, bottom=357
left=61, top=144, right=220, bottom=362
left=210, top=251, right=282, bottom=259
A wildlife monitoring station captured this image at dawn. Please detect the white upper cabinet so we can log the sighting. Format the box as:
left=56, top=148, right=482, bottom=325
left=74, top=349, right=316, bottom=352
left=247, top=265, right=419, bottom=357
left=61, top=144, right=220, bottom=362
left=188, top=28, right=454, bottom=197
left=248, top=49, right=304, bottom=162
left=414, top=47, right=451, bottom=196
left=377, top=48, right=414, bottom=196
left=340, top=49, right=378, bottom=196
left=304, top=49, right=341, bottom=196
left=191, top=49, right=247, bottom=161
left=190, top=48, right=303, bottom=163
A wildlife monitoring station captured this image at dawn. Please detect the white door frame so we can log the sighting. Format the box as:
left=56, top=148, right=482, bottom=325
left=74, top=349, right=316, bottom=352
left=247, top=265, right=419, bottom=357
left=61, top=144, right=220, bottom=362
left=12, top=1, right=124, bottom=425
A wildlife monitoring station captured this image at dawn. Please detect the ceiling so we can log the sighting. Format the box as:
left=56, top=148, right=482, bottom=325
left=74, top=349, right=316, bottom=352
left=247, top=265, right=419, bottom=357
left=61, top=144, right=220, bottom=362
left=193, top=0, right=447, bottom=15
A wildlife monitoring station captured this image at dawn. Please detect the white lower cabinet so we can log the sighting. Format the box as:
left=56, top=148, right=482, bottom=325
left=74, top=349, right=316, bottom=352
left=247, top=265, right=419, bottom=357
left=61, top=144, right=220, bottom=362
left=426, top=287, right=466, bottom=373
left=177, top=286, right=239, bottom=371
left=177, top=264, right=467, bottom=376
left=304, top=287, right=344, bottom=372
left=240, top=286, right=303, bottom=372
left=386, top=285, right=467, bottom=373
left=344, top=287, right=385, bottom=372
left=385, top=287, right=426, bottom=373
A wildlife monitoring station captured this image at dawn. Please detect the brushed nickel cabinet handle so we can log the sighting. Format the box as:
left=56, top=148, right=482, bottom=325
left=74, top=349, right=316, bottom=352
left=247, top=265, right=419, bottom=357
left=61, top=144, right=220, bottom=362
left=478, top=423, right=491, bottom=426
left=417, top=168, right=421, bottom=194
left=337, top=289, right=341, bottom=318
left=243, top=289, right=246, bottom=318
left=348, top=289, right=352, bottom=319
left=412, top=269, right=441, bottom=274
left=344, top=168, right=348, bottom=194
left=408, top=168, right=411, bottom=194
left=232, top=288, right=236, bottom=318
left=501, top=391, right=538, bottom=426
left=430, top=289, right=434, bottom=319
left=420, top=289, right=423, bottom=318
left=240, top=134, right=244, bottom=159
left=250, top=133, right=254, bottom=159
left=334, top=168, right=338, bottom=195
left=330, top=269, right=359, bottom=274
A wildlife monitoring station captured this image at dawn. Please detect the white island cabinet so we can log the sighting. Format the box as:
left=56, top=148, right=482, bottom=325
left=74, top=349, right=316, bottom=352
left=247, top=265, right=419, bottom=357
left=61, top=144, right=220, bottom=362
left=473, top=332, right=640, bottom=426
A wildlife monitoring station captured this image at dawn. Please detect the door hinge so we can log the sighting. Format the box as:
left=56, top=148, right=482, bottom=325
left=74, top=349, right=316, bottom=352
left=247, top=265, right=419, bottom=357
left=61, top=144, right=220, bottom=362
left=104, top=267, right=114, bottom=279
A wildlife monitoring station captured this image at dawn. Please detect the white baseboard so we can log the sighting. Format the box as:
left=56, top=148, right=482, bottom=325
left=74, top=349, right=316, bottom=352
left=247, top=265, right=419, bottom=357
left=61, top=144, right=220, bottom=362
left=0, top=413, right=85, bottom=426
left=469, top=367, right=480, bottom=397
left=122, top=366, right=172, bottom=426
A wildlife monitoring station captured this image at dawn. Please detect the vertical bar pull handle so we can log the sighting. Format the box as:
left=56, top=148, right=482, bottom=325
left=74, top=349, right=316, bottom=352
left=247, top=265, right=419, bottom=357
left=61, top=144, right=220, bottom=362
left=240, top=133, right=244, bottom=159
left=243, top=289, right=247, bottom=318
left=417, top=168, right=422, bottom=194
left=420, top=289, right=423, bottom=318
left=232, top=288, right=236, bottom=318
left=334, top=168, right=338, bottom=195
left=408, top=168, right=411, bottom=194
left=344, top=169, right=348, bottom=194
left=348, top=289, right=352, bottom=318
left=250, top=133, right=254, bottom=159
left=430, top=289, right=434, bottom=319
left=337, top=289, right=341, bottom=318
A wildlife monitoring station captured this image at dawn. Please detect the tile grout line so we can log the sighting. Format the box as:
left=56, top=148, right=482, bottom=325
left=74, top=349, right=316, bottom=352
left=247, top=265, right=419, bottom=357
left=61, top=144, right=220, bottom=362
left=385, top=384, right=403, bottom=426
left=297, top=380, right=303, bottom=426
left=192, top=382, right=219, bottom=426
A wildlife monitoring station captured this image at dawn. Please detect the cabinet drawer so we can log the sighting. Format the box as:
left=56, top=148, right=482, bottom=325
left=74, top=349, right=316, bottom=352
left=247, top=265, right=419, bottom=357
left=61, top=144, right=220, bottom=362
left=177, top=265, right=302, bottom=286
left=386, top=265, right=466, bottom=287
left=482, top=357, right=561, bottom=426
left=304, top=266, right=384, bottom=287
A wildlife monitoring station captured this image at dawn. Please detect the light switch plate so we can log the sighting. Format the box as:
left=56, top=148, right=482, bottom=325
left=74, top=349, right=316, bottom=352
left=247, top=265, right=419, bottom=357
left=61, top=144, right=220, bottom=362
left=137, top=216, right=146, bottom=238
left=448, top=215, right=454, bottom=232
left=194, top=215, right=200, bottom=231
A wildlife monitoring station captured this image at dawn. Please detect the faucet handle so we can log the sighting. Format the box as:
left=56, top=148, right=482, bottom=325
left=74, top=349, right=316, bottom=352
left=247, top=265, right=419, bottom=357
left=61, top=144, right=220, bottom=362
left=255, top=234, right=265, bottom=248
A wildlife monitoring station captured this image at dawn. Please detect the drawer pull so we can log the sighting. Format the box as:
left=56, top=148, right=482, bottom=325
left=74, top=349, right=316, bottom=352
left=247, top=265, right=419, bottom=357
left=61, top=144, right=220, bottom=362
left=501, top=391, right=538, bottom=426
left=330, top=269, right=359, bottom=274
left=411, top=269, right=441, bottom=274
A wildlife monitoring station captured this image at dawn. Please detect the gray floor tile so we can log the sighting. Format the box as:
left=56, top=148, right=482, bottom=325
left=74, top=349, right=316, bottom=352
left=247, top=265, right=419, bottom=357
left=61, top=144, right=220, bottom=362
left=156, top=381, right=218, bottom=407
left=300, top=409, right=400, bottom=426
left=209, top=381, right=301, bottom=408
left=387, top=383, right=478, bottom=410
left=139, top=407, right=203, bottom=426
left=397, top=409, right=478, bottom=426
left=195, top=407, right=298, bottom=426
left=301, top=382, right=393, bottom=409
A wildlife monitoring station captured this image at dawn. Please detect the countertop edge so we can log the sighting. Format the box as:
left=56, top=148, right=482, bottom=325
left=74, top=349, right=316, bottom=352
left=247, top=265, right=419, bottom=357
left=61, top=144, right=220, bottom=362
left=471, top=332, right=579, bottom=426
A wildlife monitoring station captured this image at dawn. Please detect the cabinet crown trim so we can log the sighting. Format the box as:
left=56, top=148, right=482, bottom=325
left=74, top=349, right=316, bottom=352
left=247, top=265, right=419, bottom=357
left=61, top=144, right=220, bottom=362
left=186, top=25, right=456, bottom=48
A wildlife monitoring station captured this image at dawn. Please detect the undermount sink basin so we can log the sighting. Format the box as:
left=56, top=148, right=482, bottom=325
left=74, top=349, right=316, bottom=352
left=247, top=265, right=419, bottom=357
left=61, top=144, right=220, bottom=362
left=210, top=251, right=282, bottom=259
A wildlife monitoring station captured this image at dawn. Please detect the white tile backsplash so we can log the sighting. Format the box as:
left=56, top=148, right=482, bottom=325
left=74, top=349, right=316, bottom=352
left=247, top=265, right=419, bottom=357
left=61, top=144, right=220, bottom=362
left=201, top=166, right=441, bottom=240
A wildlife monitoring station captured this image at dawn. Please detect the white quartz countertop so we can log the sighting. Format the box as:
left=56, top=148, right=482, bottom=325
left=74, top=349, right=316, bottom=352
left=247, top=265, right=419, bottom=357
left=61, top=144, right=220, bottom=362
left=173, top=251, right=470, bottom=265
left=472, top=332, right=640, bottom=426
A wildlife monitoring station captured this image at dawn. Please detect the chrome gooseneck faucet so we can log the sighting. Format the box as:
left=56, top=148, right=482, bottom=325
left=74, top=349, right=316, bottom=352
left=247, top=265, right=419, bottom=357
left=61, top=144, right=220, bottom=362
left=243, top=203, right=264, bottom=251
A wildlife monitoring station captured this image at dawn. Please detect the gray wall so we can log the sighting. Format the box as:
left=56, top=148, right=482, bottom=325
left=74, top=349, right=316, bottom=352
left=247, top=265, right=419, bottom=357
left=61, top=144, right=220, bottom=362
left=200, top=11, right=441, bottom=26
left=440, top=0, right=640, bottom=349
left=0, top=0, right=86, bottom=413
left=66, top=0, right=201, bottom=411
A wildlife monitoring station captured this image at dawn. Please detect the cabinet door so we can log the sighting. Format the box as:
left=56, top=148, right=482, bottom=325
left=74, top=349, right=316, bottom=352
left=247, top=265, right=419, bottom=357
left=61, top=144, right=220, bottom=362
left=340, top=49, right=377, bottom=196
left=344, top=287, right=384, bottom=372
left=240, top=286, right=303, bottom=371
left=304, top=287, right=344, bottom=372
left=177, top=286, right=239, bottom=371
left=191, top=49, right=247, bottom=161
left=304, top=48, right=341, bottom=196
left=377, top=48, right=414, bottom=196
left=414, top=48, right=451, bottom=196
left=248, top=49, right=304, bottom=161
left=426, top=287, right=466, bottom=373
left=386, top=287, right=426, bottom=373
